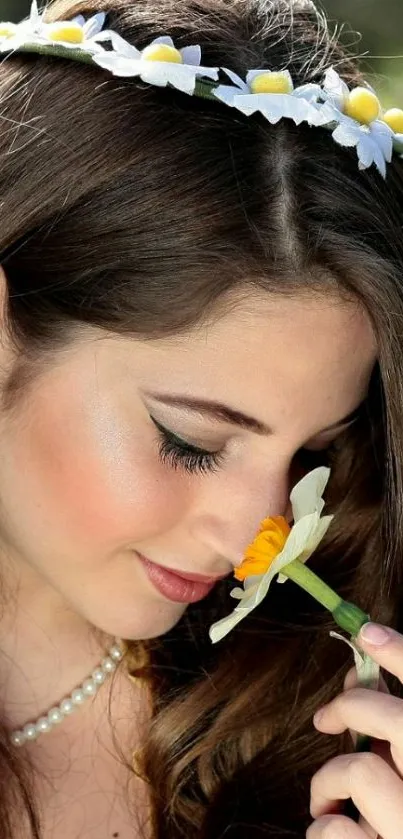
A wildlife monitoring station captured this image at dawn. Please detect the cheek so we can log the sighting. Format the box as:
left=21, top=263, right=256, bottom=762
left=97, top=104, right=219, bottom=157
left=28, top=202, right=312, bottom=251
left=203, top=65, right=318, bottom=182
left=5, top=390, right=187, bottom=552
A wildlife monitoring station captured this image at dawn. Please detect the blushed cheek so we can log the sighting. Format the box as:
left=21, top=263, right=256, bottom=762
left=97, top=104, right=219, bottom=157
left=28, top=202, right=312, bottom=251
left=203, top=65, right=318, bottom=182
left=8, top=392, right=186, bottom=553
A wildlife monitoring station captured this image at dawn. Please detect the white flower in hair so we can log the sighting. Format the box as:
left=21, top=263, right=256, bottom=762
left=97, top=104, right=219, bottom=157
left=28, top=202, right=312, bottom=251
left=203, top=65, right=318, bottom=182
left=314, top=67, right=394, bottom=178
left=93, top=33, right=219, bottom=95
left=381, top=108, right=403, bottom=157
left=0, top=0, right=110, bottom=55
left=214, top=67, right=324, bottom=126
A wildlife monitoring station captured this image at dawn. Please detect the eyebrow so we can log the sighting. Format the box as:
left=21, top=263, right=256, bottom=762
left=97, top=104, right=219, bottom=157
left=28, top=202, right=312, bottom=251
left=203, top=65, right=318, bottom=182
left=145, top=392, right=362, bottom=436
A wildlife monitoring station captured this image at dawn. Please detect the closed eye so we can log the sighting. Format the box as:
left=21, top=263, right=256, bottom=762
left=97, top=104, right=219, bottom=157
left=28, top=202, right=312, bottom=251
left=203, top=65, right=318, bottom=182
left=151, top=416, right=225, bottom=475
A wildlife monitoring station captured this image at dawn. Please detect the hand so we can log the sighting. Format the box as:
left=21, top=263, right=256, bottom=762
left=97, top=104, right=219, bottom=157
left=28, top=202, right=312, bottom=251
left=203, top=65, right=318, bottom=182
left=307, top=623, right=403, bottom=839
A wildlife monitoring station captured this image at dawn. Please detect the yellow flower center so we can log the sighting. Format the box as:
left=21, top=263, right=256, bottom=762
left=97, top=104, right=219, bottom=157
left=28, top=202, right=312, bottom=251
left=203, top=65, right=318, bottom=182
left=46, top=22, right=85, bottom=44
left=382, top=108, right=403, bottom=135
left=0, top=23, right=17, bottom=38
left=250, top=71, right=293, bottom=95
left=344, top=87, right=381, bottom=125
left=234, top=516, right=291, bottom=581
left=141, top=44, right=183, bottom=64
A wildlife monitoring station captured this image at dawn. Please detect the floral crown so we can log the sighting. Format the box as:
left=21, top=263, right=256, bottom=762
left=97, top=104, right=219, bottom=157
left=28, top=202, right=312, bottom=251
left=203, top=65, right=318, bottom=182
left=0, top=1, right=403, bottom=179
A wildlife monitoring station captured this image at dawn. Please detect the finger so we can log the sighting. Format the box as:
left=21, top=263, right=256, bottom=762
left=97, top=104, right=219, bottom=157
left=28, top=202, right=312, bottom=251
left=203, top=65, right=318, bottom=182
left=313, top=688, right=403, bottom=769
left=343, top=666, right=390, bottom=749
left=306, top=814, right=367, bottom=838
left=310, top=751, right=403, bottom=839
left=357, top=623, right=403, bottom=683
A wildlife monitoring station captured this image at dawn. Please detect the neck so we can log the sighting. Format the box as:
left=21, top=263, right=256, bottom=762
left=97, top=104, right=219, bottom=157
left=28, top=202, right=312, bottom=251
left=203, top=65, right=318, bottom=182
left=0, top=554, right=114, bottom=730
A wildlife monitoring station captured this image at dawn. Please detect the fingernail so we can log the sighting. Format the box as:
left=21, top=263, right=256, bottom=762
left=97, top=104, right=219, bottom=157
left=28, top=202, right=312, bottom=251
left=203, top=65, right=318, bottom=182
left=359, top=622, right=391, bottom=646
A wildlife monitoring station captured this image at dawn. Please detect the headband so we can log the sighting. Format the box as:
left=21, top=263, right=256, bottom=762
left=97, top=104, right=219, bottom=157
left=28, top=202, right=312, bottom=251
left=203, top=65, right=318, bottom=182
left=1, top=1, right=402, bottom=178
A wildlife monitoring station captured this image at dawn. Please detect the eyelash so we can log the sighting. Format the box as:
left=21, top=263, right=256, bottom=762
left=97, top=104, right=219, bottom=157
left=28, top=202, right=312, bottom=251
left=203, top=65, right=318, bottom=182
left=152, top=418, right=225, bottom=475
left=151, top=416, right=347, bottom=478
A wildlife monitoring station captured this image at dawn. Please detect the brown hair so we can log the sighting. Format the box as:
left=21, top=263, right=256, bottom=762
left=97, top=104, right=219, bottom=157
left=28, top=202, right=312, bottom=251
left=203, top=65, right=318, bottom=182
left=0, top=0, right=402, bottom=836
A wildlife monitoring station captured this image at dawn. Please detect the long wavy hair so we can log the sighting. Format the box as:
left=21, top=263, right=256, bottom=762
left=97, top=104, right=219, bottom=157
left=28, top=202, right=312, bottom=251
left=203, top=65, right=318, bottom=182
left=0, top=0, right=402, bottom=836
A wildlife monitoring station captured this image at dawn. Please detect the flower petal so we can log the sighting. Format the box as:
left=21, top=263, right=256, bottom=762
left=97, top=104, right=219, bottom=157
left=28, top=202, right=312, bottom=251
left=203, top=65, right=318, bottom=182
left=312, top=99, right=343, bottom=127
left=356, top=133, right=385, bottom=175
left=332, top=120, right=360, bottom=148
left=221, top=67, right=248, bottom=91
left=82, top=12, right=106, bottom=39
left=107, top=30, right=141, bottom=59
left=151, top=35, right=175, bottom=48
left=214, top=83, right=244, bottom=107
left=230, top=587, right=245, bottom=600
left=140, top=62, right=218, bottom=94
left=93, top=52, right=141, bottom=76
left=290, top=466, right=330, bottom=522
left=29, top=0, right=41, bottom=29
left=233, top=92, right=319, bottom=127
left=179, top=44, right=201, bottom=66
left=209, top=607, right=250, bottom=643
left=370, top=120, right=393, bottom=161
left=322, top=66, right=349, bottom=109
left=293, top=82, right=322, bottom=103
left=330, top=631, right=380, bottom=690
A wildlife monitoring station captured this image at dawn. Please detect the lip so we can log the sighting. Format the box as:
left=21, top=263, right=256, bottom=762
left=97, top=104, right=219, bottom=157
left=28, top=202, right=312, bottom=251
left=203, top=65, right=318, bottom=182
left=136, top=552, right=228, bottom=604
left=166, top=568, right=229, bottom=583
left=137, top=553, right=230, bottom=583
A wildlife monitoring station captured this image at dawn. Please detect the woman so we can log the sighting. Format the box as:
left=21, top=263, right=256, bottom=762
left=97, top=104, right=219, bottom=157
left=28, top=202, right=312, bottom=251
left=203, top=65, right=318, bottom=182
left=0, top=0, right=401, bottom=836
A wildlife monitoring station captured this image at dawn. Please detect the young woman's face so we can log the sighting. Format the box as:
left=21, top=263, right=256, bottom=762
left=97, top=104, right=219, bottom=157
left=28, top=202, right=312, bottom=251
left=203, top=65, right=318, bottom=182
left=0, top=286, right=376, bottom=640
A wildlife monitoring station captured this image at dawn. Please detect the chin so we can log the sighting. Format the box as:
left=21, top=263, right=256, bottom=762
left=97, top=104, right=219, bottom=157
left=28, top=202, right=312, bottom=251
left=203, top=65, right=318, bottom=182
left=88, top=598, right=188, bottom=642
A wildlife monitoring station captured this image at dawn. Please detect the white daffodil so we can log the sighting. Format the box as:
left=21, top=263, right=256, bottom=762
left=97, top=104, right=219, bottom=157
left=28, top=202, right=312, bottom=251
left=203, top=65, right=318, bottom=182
left=0, top=1, right=110, bottom=55
left=209, top=467, right=333, bottom=643
left=314, top=67, right=394, bottom=178
left=93, top=34, right=219, bottom=95
left=214, top=67, right=324, bottom=126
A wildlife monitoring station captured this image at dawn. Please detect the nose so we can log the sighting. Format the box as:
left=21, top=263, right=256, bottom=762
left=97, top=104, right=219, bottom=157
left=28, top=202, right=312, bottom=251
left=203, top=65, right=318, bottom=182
left=191, top=463, right=291, bottom=568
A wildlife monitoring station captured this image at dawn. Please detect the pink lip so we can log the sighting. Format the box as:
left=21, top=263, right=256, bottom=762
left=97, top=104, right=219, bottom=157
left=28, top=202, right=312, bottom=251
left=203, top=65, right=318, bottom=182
left=167, top=568, right=229, bottom=583
left=136, top=553, right=228, bottom=604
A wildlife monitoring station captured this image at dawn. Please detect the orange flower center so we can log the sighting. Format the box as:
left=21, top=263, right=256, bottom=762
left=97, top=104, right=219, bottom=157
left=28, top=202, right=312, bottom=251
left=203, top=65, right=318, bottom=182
left=234, top=516, right=291, bottom=581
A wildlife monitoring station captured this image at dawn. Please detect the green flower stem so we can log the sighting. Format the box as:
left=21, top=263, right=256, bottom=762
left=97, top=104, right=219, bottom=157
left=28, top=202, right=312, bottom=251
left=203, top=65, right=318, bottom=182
left=283, top=558, right=370, bottom=636
left=18, top=43, right=96, bottom=64
left=283, top=556, right=372, bottom=827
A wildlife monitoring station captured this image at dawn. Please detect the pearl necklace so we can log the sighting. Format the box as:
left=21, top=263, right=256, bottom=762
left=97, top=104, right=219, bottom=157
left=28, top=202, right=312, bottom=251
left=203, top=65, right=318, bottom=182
left=10, top=639, right=125, bottom=748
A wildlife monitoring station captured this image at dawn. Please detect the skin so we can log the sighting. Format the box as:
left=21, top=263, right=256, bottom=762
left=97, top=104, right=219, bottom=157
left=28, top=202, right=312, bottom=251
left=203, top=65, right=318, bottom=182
left=309, top=626, right=403, bottom=839
left=0, top=270, right=378, bottom=755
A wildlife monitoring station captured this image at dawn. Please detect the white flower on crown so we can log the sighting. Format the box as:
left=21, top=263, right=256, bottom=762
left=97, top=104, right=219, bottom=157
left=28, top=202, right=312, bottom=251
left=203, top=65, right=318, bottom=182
left=92, top=33, right=219, bottom=95
left=214, top=67, right=324, bottom=126
left=313, top=67, right=395, bottom=178
left=0, top=0, right=110, bottom=55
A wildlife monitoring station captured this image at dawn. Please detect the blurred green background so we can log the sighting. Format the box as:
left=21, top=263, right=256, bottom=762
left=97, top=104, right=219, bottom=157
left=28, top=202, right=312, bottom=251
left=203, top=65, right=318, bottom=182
left=1, top=0, right=402, bottom=103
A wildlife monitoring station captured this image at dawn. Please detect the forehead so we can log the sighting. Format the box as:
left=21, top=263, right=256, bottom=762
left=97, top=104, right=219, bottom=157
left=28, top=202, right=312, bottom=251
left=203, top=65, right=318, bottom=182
left=130, top=291, right=377, bottom=437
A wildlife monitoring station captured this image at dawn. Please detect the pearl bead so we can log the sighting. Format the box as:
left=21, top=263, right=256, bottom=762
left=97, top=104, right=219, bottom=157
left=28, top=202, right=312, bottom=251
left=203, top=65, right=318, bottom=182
left=71, top=688, right=85, bottom=705
left=92, top=667, right=106, bottom=685
left=36, top=716, right=51, bottom=734
left=102, top=656, right=116, bottom=673
left=110, top=644, right=123, bottom=661
left=11, top=730, right=25, bottom=747
left=48, top=707, right=64, bottom=725
left=23, top=723, right=38, bottom=741
left=60, top=698, right=75, bottom=715
left=82, top=678, right=97, bottom=696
